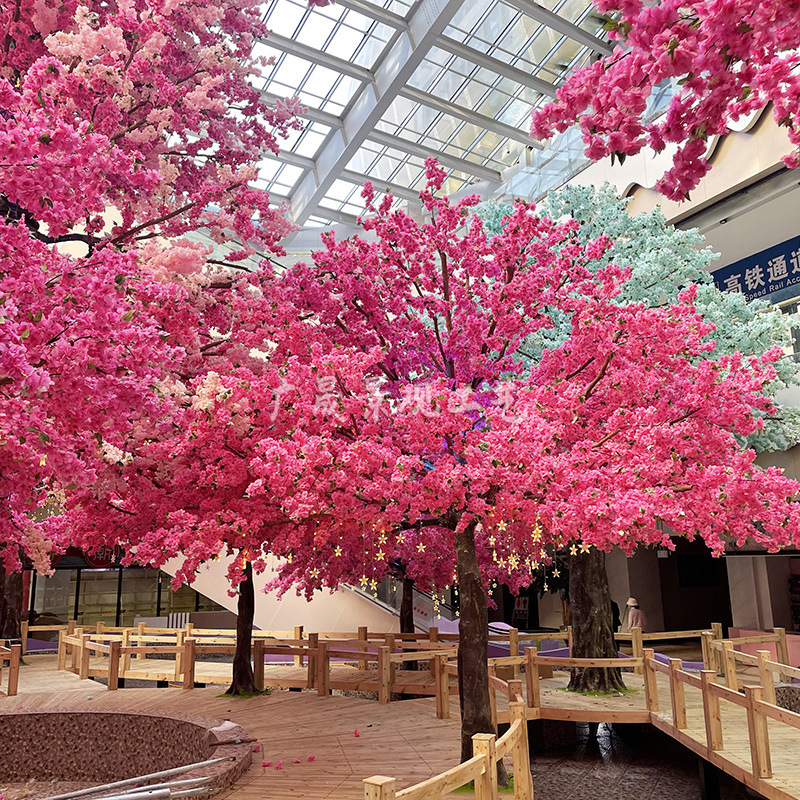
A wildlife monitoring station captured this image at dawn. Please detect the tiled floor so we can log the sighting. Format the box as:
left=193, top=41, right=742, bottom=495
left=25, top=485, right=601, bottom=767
left=531, top=723, right=756, bottom=799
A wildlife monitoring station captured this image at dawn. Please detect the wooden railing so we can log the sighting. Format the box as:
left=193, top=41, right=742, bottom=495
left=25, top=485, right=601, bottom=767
left=704, top=627, right=792, bottom=691
left=640, top=647, right=800, bottom=785
left=57, top=624, right=460, bottom=699
left=364, top=663, right=533, bottom=800
left=0, top=642, right=21, bottom=696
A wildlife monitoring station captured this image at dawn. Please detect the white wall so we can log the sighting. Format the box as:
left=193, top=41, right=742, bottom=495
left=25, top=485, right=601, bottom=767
left=161, top=554, right=400, bottom=633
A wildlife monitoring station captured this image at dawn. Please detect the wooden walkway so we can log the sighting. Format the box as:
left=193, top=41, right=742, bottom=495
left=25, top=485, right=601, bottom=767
left=0, top=655, right=462, bottom=800
left=6, top=648, right=800, bottom=800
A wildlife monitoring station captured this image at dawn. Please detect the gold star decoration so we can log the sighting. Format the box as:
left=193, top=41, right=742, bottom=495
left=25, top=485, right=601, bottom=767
left=553, top=568, right=560, bottom=577
left=334, top=546, right=342, bottom=557
left=397, top=532, right=405, bottom=543
left=310, top=568, right=319, bottom=579
left=580, top=542, right=591, bottom=553
left=370, top=578, right=378, bottom=591
left=497, top=520, right=507, bottom=531
left=376, top=550, right=385, bottom=560
left=378, top=533, right=387, bottom=545
left=417, top=542, right=426, bottom=553
left=489, top=535, right=497, bottom=546
left=359, top=575, right=368, bottom=588
left=569, top=544, right=578, bottom=556
left=543, top=583, right=549, bottom=592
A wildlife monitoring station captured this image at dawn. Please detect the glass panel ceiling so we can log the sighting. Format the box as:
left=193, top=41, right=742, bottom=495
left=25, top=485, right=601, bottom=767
left=242, top=0, right=612, bottom=233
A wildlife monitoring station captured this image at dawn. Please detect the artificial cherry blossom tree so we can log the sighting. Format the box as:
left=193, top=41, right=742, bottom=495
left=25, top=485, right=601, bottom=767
left=531, top=0, right=800, bottom=199
left=64, top=161, right=800, bottom=753
left=478, top=186, right=800, bottom=682
left=1, top=0, right=306, bottom=649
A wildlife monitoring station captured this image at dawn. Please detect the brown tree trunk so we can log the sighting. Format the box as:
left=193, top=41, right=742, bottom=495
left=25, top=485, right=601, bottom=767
left=567, top=549, right=626, bottom=693
left=455, top=521, right=509, bottom=785
left=399, top=574, right=417, bottom=670
left=0, top=571, right=23, bottom=641
left=226, top=560, right=257, bottom=695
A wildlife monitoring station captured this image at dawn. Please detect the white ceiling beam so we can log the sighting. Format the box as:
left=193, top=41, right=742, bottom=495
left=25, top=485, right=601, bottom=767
left=340, top=169, right=422, bottom=203
left=289, top=0, right=466, bottom=226
left=366, top=129, right=502, bottom=182
left=260, top=90, right=343, bottom=129
left=264, top=149, right=316, bottom=171
left=435, top=35, right=557, bottom=98
left=333, top=0, right=408, bottom=29
left=504, top=0, right=612, bottom=56
left=399, top=86, right=539, bottom=148
left=258, top=33, right=375, bottom=84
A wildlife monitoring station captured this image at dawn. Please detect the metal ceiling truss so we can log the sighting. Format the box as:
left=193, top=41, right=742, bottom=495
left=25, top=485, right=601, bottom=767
left=254, top=0, right=611, bottom=230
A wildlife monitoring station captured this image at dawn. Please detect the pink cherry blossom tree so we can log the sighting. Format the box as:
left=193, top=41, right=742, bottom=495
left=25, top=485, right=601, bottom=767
left=59, top=162, right=800, bottom=754
left=531, top=0, right=800, bottom=199
left=1, top=0, right=307, bottom=649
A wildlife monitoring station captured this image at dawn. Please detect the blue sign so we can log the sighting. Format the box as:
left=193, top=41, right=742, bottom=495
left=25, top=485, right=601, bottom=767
left=712, top=233, right=800, bottom=302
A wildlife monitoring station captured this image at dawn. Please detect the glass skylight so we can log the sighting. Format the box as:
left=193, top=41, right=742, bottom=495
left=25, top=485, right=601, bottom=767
left=245, top=0, right=612, bottom=233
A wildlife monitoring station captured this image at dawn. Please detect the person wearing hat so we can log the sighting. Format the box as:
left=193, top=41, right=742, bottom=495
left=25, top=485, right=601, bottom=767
left=622, top=597, right=646, bottom=632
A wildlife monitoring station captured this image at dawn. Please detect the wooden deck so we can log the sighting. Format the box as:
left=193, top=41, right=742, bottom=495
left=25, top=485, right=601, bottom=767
left=6, top=651, right=800, bottom=800
left=0, top=655, right=462, bottom=800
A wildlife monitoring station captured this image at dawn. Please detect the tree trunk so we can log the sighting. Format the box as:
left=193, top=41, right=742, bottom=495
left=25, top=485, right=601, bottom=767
left=567, top=549, right=626, bottom=693
left=226, top=560, right=257, bottom=695
left=0, top=571, right=23, bottom=641
left=399, top=574, right=417, bottom=670
left=455, top=522, right=509, bottom=785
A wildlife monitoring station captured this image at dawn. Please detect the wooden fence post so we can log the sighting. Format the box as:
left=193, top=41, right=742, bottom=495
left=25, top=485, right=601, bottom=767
left=744, top=686, right=772, bottom=779
left=700, top=671, right=723, bottom=752
left=253, top=638, right=265, bottom=691
left=20, top=621, right=28, bottom=655
left=357, top=626, right=368, bottom=671
left=488, top=665, right=498, bottom=733
left=668, top=658, right=687, bottom=729
left=79, top=634, right=91, bottom=680
left=386, top=634, right=398, bottom=686
left=757, top=650, right=776, bottom=706
left=701, top=631, right=712, bottom=671
left=294, top=625, right=304, bottom=667
left=472, top=734, right=499, bottom=800
left=508, top=678, right=523, bottom=703
left=121, top=628, right=132, bottom=675
left=307, top=633, right=318, bottom=689
left=316, top=641, right=330, bottom=697
left=434, top=654, right=450, bottom=719
left=509, top=628, right=519, bottom=679
left=711, top=623, right=723, bottom=673
left=723, top=642, right=738, bottom=692
left=774, top=627, right=789, bottom=666
left=182, top=637, right=195, bottom=689
left=108, top=641, right=121, bottom=691
left=96, top=620, right=106, bottom=636
left=428, top=626, right=439, bottom=676
left=174, top=629, right=185, bottom=681
left=566, top=625, right=573, bottom=654
left=136, top=622, right=146, bottom=660
left=525, top=648, right=540, bottom=710
left=57, top=629, right=67, bottom=671
left=7, top=644, right=21, bottom=697
left=378, top=646, right=391, bottom=705
left=67, top=620, right=76, bottom=635
left=363, top=776, right=396, bottom=800
left=631, top=627, right=644, bottom=675
left=70, top=627, right=83, bottom=673
left=509, top=702, right=534, bottom=800
left=642, top=648, right=659, bottom=713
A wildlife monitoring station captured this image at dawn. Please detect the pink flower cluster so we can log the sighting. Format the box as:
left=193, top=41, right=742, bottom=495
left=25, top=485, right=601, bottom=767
left=48, top=164, right=800, bottom=602
left=531, top=0, right=800, bottom=199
